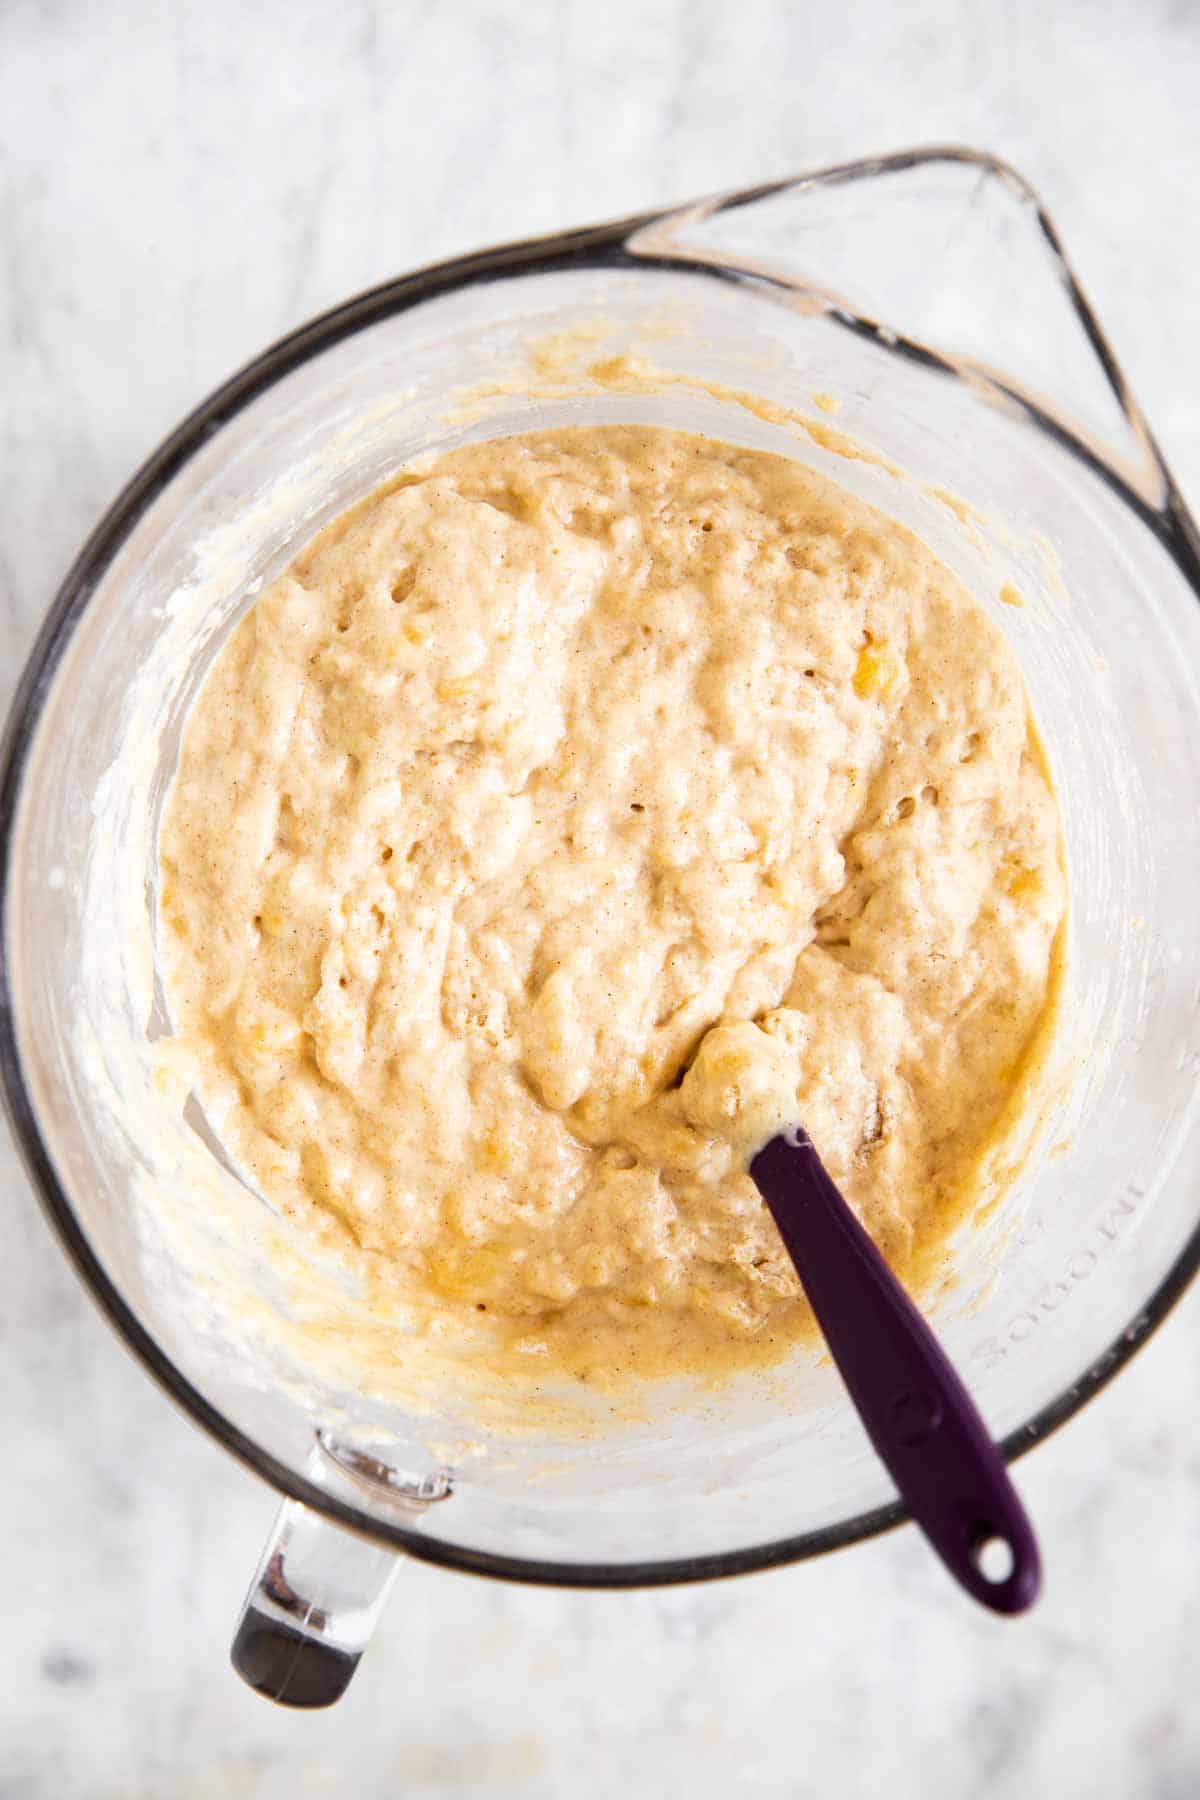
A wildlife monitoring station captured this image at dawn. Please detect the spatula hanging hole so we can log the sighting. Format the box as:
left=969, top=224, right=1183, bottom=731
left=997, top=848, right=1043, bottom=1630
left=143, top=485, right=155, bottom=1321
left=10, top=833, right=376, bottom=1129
left=974, top=1535, right=1015, bottom=1583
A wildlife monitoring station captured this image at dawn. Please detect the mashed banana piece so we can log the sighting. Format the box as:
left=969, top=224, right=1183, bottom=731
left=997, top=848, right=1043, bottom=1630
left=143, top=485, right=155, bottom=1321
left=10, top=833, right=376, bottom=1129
left=159, top=426, right=1065, bottom=1381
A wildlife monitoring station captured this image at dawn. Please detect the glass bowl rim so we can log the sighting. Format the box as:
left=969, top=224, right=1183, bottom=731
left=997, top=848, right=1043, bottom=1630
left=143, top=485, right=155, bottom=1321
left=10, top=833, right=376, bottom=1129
left=3, top=144, right=1199, bottom=1588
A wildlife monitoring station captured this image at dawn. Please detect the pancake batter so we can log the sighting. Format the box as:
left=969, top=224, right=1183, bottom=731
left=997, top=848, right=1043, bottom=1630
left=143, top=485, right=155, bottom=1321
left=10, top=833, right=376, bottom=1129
left=159, top=426, right=1066, bottom=1380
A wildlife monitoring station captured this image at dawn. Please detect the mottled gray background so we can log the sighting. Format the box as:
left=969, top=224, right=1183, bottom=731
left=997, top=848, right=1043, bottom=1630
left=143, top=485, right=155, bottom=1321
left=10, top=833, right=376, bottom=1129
left=2, top=2, right=1199, bottom=1795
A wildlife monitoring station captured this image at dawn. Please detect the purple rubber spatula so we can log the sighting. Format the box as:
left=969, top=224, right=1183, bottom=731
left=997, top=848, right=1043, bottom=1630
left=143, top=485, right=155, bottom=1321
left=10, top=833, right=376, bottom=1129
left=750, top=1125, right=1040, bottom=1614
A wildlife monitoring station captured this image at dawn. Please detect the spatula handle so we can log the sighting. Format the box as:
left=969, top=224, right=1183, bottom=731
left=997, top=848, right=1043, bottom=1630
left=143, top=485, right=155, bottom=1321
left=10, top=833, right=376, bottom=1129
left=751, top=1128, right=1040, bottom=1613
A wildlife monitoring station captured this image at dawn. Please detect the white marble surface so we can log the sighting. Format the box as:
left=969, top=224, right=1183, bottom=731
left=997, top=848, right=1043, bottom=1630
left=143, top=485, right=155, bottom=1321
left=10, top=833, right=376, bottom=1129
left=2, top=2, right=1200, bottom=1794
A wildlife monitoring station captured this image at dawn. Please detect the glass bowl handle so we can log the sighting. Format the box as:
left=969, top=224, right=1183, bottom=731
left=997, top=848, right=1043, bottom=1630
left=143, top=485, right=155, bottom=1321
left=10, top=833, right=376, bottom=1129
left=230, top=1497, right=401, bottom=1707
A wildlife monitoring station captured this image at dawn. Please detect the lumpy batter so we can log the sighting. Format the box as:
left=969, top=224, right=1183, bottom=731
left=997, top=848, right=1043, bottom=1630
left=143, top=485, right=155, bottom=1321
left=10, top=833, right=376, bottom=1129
left=159, top=427, right=1065, bottom=1381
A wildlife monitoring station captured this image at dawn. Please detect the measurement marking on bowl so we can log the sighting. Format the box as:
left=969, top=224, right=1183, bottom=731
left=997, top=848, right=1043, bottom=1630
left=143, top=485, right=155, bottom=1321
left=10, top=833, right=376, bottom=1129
left=972, top=1183, right=1148, bottom=1364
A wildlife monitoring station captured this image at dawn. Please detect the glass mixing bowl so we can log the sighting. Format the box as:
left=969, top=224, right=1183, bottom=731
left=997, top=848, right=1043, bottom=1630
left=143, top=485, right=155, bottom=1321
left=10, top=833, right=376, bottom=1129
left=3, top=147, right=1199, bottom=1707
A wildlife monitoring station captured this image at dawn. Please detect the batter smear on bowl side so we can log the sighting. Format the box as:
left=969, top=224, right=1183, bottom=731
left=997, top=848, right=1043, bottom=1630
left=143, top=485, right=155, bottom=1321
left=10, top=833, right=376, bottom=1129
left=158, top=426, right=1066, bottom=1383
